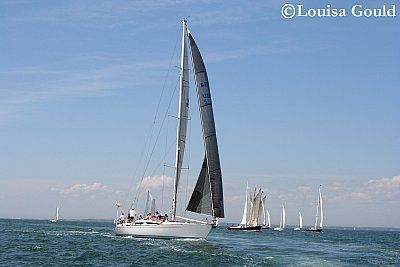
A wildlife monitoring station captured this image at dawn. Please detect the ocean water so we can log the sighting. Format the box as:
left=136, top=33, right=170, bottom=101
left=0, top=219, right=399, bottom=266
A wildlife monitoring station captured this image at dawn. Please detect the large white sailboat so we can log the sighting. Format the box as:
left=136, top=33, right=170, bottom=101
left=273, top=201, right=286, bottom=231
left=306, top=186, right=323, bottom=232
left=227, top=183, right=263, bottom=231
left=294, top=211, right=302, bottom=231
left=115, top=20, right=224, bottom=239
left=51, top=205, right=59, bottom=223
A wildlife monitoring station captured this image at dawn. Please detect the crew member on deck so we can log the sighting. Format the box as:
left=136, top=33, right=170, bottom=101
left=129, top=208, right=136, bottom=222
left=119, top=213, right=125, bottom=223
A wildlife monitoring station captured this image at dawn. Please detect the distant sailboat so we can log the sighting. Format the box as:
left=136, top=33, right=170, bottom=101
left=273, top=201, right=286, bottom=231
left=294, top=212, right=302, bottom=231
left=143, top=190, right=157, bottom=217
left=306, top=186, right=323, bottom=232
left=261, top=196, right=270, bottom=229
left=227, top=183, right=263, bottom=231
left=265, top=210, right=271, bottom=229
left=51, top=205, right=59, bottom=223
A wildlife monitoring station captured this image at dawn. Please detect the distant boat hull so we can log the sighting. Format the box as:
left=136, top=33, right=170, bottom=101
left=115, top=221, right=212, bottom=239
left=273, top=227, right=284, bottom=231
left=227, top=225, right=262, bottom=231
left=262, top=226, right=270, bottom=230
left=305, top=228, right=323, bottom=232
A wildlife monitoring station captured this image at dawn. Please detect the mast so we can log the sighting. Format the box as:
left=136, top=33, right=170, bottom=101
left=171, top=19, right=190, bottom=221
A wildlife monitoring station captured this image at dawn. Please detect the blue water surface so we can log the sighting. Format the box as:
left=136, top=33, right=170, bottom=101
left=0, top=219, right=399, bottom=266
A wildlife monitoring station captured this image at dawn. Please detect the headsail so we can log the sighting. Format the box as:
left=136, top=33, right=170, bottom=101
left=55, top=206, right=59, bottom=221
left=280, top=202, right=286, bottom=229
left=144, top=190, right=157, bottom=216
left=186, top=29, right=224, bottom=218
left=319, top=187, right=323, bottom=228
left=261, top=196, right=267, bottom=226
left=299, top=211, right=303, bottom=229
left=240, top=182, right=249, bottom=225
left=186, top=157, right=212, bottom=215
left=171, top=19, right=190, bottom=221
left=249, top=189, right=262, bottom=226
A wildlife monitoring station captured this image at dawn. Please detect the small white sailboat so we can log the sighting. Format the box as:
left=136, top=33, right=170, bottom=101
left=274, top=201, right=286, bottom=231
left=227, top=183, right=263, bottom=231
left=51, top=205, right=59, bottom=223
left=306, top=186, right=323, bottom=232
left=294, top=211, right=302, bottom=231
left=261, top=195, right=270, bottom=229
left=115, top=19, right=224, bottom=239
left=265, top=210, right=271, bottom=229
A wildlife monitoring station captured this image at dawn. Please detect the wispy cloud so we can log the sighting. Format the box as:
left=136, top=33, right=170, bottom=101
left=51, top=182, right=116, bottom=194
left=0, top=58, right=169, bottom=122
left=136, top=175, right=173, bottom=190
left=297, top=186, right=311, bottom=193
left=351, top=176, right=400, bottom=201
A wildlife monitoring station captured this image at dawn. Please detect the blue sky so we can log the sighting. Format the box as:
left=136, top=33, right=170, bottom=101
left=1, top=0, right=399, bottom=227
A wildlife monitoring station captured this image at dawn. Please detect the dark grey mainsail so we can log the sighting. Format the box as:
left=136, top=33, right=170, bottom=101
left=186, top=31, right=224, bottom=218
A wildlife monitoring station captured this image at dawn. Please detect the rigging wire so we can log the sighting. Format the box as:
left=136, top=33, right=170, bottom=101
left=126, top=26, right=181, bottom=210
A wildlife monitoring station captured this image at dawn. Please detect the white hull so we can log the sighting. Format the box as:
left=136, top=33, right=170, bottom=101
left=115, top=221, right=212, bottom=239
left=273, top=227, right=284, bottom=231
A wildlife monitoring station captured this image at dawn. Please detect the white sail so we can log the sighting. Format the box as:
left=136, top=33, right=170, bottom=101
left=51, top=205, right=59, bottom=222
left=295, top=211, right=302, bottom=230
left=282, top=202, right=286, bottom=229
left=250, top=189, right=262, bottom=226
left=319, top=187, right=323, bottom=228
left=314, top=193, right=319, bottom=229
left=267, top=210, right=271, bottom=228
left=274, top=201, right=285, bottom=231
left=299, top=211, right=303, bottom=229
left=261, top=196, right=267, bottom=226
left=144, top=191, right=157, bottom=216
left=171, top=18, right=190, bottom=221
left=240, top=182, right=249, bottom=226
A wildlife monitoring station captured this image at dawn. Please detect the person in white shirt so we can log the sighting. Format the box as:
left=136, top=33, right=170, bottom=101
left=129, top=208, right=136, bottom=222
left=119, top=213, right=125, bottom=223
